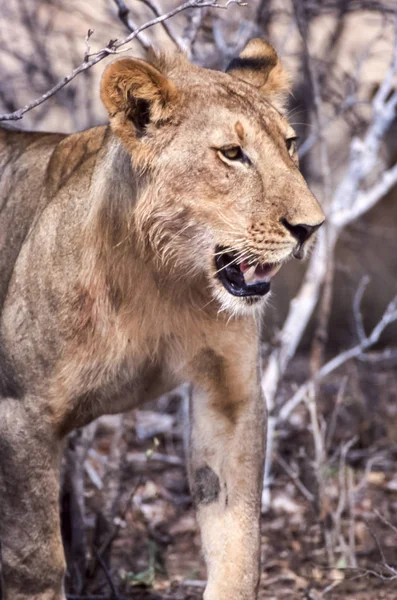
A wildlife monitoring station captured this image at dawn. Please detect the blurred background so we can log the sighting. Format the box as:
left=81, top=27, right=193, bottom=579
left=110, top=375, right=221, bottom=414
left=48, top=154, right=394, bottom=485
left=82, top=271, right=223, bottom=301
left=1, top=1, right=397, bottom=598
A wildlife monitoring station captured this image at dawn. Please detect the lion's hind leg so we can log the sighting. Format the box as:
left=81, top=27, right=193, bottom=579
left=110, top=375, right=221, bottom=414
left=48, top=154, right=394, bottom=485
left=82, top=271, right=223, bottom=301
left=0, top=398, right=66, bottom=600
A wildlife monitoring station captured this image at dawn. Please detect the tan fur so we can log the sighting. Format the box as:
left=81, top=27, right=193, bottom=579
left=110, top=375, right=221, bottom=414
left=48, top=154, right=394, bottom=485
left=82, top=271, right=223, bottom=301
left=226, top=39, right=291, bottom=111
left=0, top=40, right=324, bottom=599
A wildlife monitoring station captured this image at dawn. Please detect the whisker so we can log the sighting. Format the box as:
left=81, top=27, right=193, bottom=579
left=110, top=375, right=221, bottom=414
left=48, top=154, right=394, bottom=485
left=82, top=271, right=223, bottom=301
left=214, top=233, right=247, bottom=243
left=213, top=250, right=252, bottom=276
left=284, top=104, right=303, bottom=118
left=213, top=243, right=248, bottom=257
left=201, top=296, right=217, bottom=311
left=215, top=210, right=247, bottom=233
left=214, top=259, right=239, bottom=276
left=289, top=122, right=314, bottom=128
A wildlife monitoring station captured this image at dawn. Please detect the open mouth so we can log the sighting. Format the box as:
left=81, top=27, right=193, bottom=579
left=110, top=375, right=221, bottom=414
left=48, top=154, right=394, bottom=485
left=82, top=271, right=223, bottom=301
left=214, top=246, right=282, bottom=297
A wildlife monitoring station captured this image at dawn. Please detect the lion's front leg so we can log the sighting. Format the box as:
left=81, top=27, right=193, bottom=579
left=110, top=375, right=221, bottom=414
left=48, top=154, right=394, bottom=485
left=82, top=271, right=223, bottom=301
left=186, top=333, right=265, bottom=600
left=0, top=398, right=66, bottom=600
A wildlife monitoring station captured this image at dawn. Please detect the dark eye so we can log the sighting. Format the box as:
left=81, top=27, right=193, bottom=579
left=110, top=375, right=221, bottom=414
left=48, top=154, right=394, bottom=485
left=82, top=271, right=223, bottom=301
left=286, top=136, right=298, bottom=157
left=219, top=146, right=245, bottom=161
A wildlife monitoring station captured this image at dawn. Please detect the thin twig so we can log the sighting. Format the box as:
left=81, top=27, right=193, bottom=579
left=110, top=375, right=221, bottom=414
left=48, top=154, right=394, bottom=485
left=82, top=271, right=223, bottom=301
left=112, top=0, right=152, bottom=49
left=310, top=225, right=335, bottom=380
left=140, top=0, right=188, bottom=51
left=126, top=451, right=184, bottom=466
left=357, top=347, right=397, bottom=363
left=374, top=509, right=397, bottom=537
left=294, top=0, right=332, bottom=204
left=299, top=21, right=386, bottom=159
left=67, top=596, right=128, bottom=600
left=84, top=29, right=95, bottom=62
left=353, top=275, right=370, bottom=343
left=182, top=7, right=208, bottom=58
left=181, top=579, right=206, bottom=587
left=347, top=466, right=357, bottom=568
left=97, top=476, right=143, bottom=559
left=94, top=549, right=121, bottom=599
left=325, top=375, right=348, bottom=451
left=338, top=566, right=397, bottom=582
left=275, top=453, right=315, bottom=502
left=334, top=437, right=357, bottom=545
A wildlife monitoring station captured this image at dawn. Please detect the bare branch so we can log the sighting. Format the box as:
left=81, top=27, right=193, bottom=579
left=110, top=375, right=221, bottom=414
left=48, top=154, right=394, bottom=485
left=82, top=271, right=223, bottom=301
left=140, top=0, right=188, bottom=52
left=374, top=509, right=397, bottom=537
left=274, top=453, right=315, bottom=503
left=357, top=347, right=397, bottom=363
left=0, top=0, right=246, bottom=122
left=330, top=12, right=397, bottom=220
left=353, top=275, right=370, bottom=343
left=279, top=293, right=397, bottom=422
left=299, top=21, right=386, bottom=160
left=113, top=0, right=186, bottom=51
left=325, top=375, right=348, bottom=451
left=261, top=10, right=397, bottom=506
left=112, top=0, right=152, bottom=50
left=294, top=0, right=332, bottom=204
left=263, top=8, right=397, bottom=410
left=333, top=161, right=397, bottom=228
left=84, top=28, right=95, bottom=62
left=182, top=6, right=209, bottom=58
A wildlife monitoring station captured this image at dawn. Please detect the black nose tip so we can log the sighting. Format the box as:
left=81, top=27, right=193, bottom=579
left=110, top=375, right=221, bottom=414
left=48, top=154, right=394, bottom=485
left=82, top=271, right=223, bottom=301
left=281, top=218, right=323, bottom=245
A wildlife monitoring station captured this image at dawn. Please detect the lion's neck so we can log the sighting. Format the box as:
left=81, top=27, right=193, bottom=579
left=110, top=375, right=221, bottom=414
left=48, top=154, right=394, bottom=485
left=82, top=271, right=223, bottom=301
left=82, top=136, right=209, bottom=320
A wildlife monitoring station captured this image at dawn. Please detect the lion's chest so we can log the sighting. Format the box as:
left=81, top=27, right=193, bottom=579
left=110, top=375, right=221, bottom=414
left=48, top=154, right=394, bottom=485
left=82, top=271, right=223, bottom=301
left=49, top=315, right=187, bottom=432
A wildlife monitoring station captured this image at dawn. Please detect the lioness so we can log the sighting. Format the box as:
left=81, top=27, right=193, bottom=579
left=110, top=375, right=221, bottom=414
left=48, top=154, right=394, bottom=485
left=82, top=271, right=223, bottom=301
left=0, top=39, right=324, bottom=599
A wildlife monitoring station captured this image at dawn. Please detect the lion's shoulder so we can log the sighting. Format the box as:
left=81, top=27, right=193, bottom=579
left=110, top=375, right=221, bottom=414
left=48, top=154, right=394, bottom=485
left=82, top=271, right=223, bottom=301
left=0, top=125, right=108, bottom=313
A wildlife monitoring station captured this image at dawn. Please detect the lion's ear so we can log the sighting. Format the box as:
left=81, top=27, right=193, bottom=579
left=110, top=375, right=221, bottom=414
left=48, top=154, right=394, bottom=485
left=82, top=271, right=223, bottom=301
left=226, top=39, right=290, bottom=112
left=101, top=58, right=178, bottom=136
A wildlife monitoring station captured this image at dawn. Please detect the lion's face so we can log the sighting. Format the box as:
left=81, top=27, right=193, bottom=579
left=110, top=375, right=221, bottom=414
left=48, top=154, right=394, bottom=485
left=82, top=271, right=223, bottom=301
left=101, top=40, right=324, bottom=315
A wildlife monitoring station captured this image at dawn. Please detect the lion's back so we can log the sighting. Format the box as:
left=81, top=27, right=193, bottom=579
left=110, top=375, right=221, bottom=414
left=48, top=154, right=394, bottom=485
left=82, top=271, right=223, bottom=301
left=0, top=127, right=66, bottom=312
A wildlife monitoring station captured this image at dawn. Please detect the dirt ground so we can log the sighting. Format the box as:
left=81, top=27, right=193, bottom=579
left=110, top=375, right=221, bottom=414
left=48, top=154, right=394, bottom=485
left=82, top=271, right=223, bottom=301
left=63, top=356, right=397, bottom=600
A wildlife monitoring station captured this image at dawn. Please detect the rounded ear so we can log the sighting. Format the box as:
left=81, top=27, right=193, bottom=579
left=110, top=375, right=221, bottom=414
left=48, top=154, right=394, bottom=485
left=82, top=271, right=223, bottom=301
left=226, top=39, right=291, bottom=112
left=101, top=58, right=179, bottom=136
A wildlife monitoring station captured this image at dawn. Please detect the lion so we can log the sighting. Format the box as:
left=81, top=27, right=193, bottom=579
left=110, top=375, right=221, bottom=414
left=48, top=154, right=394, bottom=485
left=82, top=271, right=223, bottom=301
left=0, top=39, right=324, bottom=600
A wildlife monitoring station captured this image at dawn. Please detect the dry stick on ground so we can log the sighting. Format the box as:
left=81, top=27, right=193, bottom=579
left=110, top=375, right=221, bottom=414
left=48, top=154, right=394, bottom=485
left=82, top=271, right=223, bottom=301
left=261, top=11, right=397, bottom=508
left=0, top=0, right=246, bottom=122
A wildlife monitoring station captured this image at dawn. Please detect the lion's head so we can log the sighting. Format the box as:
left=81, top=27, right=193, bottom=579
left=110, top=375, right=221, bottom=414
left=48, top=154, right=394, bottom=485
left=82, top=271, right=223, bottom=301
left=100, top=39, right=324, bottom=315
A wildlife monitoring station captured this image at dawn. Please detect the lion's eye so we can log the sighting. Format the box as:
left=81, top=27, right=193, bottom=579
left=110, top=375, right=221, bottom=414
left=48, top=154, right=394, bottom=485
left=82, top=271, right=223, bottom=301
left=218, top=146, right=251, bottom=165
left=219, top=146, right=245, bottom=161
left=286, top=136, right=298, bottom=157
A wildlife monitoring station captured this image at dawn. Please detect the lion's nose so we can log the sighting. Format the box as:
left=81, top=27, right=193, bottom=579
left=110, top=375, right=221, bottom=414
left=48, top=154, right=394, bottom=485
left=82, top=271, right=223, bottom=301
left=281, top=218, right=324, bottom=245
